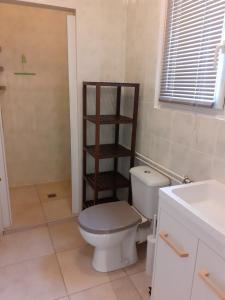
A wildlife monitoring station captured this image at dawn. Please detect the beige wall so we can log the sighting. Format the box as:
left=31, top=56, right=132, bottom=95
left=0, top=0, right=127, bottom=188
left=5, top=0, right=224, bottom=188
left=0, top=3, right=72, bottom=187
left=125, top=0, right=225, bottom=184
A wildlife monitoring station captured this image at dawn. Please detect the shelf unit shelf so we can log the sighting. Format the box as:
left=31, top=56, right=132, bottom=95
left=84, top=114, right=133, bottom=124
left=84, top=171, right=130, bottom=191
left=84, top=144, right=131, bottom=159
left=85, top=197, right=120, bottom=208
left=83, top=81, right=139, bottom=88
left=83, top=81, right=139, bottom=208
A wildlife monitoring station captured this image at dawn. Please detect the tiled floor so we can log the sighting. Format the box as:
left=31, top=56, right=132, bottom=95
left=2, top=182, right=150, bottom=299
left=0, top=219, right=151, bottom=299
left=9, top=181, right=73, bottom=230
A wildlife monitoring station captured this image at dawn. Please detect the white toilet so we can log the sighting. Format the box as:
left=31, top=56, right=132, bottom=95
left=78, top=166, right=170, bottom=272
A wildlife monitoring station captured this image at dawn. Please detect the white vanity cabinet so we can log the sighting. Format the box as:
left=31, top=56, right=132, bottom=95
left=151, top=210, right=198, bottom=300
left=191, top=242, right=225, bottom=300
left=151, top=180, right=225, bottom=300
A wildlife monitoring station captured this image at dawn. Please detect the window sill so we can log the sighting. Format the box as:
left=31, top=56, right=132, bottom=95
left=155, top=100, right=225, bottom=120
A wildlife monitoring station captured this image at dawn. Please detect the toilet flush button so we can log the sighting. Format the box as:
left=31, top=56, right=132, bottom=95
left=144, top=170, right=151, bottom=174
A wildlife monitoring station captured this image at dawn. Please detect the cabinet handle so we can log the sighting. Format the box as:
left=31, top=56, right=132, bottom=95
left=199, top=270, right=225, bottom=300
left=159, top=231, right=189, bottom=258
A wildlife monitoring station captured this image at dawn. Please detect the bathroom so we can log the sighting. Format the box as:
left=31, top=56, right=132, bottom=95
left=0, top=0, right=225, bottom=299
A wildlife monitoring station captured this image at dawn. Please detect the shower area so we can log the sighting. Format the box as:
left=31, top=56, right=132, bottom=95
left=0, top=3, right=73, bottom=230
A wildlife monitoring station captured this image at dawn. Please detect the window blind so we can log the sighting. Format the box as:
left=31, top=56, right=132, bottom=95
left=160, top=0, right=225, bottom=107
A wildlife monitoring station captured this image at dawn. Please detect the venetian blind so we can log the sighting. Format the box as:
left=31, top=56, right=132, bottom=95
left=160, top=0, right=225, bottom=107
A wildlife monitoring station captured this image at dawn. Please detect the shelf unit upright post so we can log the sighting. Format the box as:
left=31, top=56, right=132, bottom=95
left=113, top=86, right=121, bottom=200
left=128, top=85, right=139, bottom=203
left=82, top=83, right=87, bottom=206
left=94, top=84, right=101, bottom=204
left=83, top=82, right=139, bottom=209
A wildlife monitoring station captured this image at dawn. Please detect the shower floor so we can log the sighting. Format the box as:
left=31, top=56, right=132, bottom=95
left=7, top=180, right=73, bottom=231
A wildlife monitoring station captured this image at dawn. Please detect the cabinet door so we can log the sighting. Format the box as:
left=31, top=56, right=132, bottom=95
left=191, top=241, right=225, bottom=300
left=151, top=209, right=198, bottom=300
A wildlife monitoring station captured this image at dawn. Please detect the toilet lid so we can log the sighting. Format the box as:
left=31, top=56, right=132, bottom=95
left=78, top=201, right=142, bottom=234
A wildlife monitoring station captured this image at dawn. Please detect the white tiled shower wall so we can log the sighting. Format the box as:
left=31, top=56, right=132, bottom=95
left=123, top=0, right=225, bottom=184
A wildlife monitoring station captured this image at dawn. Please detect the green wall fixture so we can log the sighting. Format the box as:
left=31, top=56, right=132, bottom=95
left=14, top=54, right=36, bottom=76
left=14, top=72, right=36, bottom=76
left=21, top=54, right=27, bottom=65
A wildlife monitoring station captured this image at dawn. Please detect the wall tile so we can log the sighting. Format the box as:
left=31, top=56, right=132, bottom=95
left=149, top=108, right=173, bottom=139
left=148, top=134, right=171, bottom=168
left=193, top=115, right=219, bottom=155
left=168, top=143, right=190, bottom=177
left=215, top=120, right=225, bottom=160
left=187, top=150, right=212, bottom=181
left=212, top=157, right=225, bottom=184
left=171, top=112, right=196, bottom=147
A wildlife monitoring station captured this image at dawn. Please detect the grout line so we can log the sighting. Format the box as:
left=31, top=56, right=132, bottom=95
left=65, top=274, right=128, bottom=299
left=4, top=216, right=76, bottom=235
left=46, top=223, right=70, bottom=297
left=0, top=252, right=56, bottom=270
left=66, top=269, right=148, bottom=300
left=34, top=184, right=42, bottom=205
left=126, top=274, right=145, bottom=300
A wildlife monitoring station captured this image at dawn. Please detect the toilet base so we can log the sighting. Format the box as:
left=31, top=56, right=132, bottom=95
left=93, top=235, right=137, bottom=272
left=79, top=226, right=138, bottom=273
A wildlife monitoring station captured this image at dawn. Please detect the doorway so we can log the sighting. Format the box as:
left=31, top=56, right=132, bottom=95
left=0, top=2, right=78, bottom=231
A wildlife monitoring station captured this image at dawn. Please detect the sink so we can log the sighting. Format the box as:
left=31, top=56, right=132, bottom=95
left=160, top=180, right=225, bottom=244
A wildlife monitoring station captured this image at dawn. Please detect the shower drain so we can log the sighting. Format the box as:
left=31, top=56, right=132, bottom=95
left=47, top=193, right=57, bottom=198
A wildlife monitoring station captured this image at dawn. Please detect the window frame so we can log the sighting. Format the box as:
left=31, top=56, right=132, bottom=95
left=154, top=0, right=225, bottom=112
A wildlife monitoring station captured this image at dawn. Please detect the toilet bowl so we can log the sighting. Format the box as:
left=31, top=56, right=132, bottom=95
left=80, top=224, right=138, bottom=272
left=78, top=166, right=170, bottom=272
left=78, top=201, right=141, bottom=272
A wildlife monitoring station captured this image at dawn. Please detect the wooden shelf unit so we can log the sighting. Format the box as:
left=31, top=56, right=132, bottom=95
left=83, top=81, right=139, bottom=208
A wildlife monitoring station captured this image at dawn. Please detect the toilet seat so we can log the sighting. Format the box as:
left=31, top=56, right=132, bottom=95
left=78, top=201, right=142, bottom=234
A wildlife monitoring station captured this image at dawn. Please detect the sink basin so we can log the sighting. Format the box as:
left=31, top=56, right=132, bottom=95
left=160, top=180, right=225, bottom=244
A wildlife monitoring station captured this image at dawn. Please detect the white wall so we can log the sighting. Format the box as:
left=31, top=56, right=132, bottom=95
left=6, top=0, right=128, bottom=209
left=10, top=0, right=225, bottom=188
left=124, top=0, right=225, bottom=184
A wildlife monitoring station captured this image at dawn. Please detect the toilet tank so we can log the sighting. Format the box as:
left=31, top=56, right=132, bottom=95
left=130, top=166, right=170, bottom=219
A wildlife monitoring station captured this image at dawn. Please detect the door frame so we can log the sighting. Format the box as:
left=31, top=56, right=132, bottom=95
left=0, top=1, right=81, bottom=231
left=67, top=14, right=81, bottom=214
left=0, top=109, right=11, bottom=231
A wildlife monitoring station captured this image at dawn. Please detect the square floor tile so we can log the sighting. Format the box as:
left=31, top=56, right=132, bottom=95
left=124, top=242, right=147, bottom=275
left=130, top=271, right=151, bottom=300
left=42, top=198, right=72, bottom=222
left=0, top=226, right=54, bottom=267
left=57, top=245, right=126, bottom=294
left=0, top=254, right=66, bottom=300
left=69, top=277, right=141, bottom=300
left=48, top=219, right=86, bottom=252
left=10, top=186, right=39, bottom=202
left=37, top=181, right=71, bottom=202
left=10, top=186, right=45, bottom=229
left=110, top=277, right=142, bottom=300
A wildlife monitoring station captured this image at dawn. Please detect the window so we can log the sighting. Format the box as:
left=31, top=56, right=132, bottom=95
left=158, top=0, right=225, bottom=109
